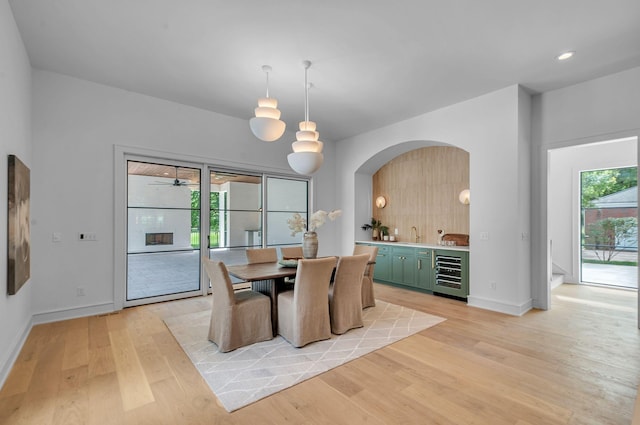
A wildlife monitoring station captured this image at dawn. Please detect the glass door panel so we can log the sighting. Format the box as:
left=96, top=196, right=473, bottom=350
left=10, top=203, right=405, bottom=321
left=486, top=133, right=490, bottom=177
left=126, top=160, right=201, bottom=302
left=580, top=166, right=638, bottom=288
left=266, top=177, right=308, bottom=252
left=207, top=170, right=262, bottom=270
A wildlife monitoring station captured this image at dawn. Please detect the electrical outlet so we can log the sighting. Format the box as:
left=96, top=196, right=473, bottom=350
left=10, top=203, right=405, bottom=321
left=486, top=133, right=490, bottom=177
left=76, top=287, right=85, bottom=296
left=480, top=232, right=489, bottom=240
left=78, top=232, right=97, bottom=241
left=52, top=232, right=62, bottom=242
left=490, top=281, right=497, bottom=290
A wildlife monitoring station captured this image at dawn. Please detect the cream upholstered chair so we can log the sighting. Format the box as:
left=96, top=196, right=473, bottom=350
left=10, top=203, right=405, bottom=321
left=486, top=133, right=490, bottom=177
left=280, top=246, right=303, bottom=260
left=280, top=246, right=303, bottom=288
left=277, top=257, right=336, bottom=348
left=353, top=245, right=379, bottom=308
left=246, top=247, right=278, bottom=264
left=203, top=258, right=273, bottom=352
left=328, top=254, right=370, bottom=334
left=246, top=246, right=288, bottom=290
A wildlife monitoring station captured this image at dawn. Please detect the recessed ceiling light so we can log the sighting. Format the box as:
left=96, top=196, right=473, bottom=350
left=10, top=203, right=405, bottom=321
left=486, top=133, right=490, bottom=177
left=557, top=51, right=575, bottom=61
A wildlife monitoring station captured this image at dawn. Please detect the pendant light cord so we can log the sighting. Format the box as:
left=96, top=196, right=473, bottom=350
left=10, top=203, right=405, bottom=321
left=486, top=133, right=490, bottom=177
left=265, top=69, right=270, bottom=98
left=261, top=64, right=272, bottom=99
left=296, top=60, right=312, bottom=123
left=304, top=63, right=309, bottom=122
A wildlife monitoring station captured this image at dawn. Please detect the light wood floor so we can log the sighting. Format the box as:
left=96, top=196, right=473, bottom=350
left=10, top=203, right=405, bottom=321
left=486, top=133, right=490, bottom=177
left=1, top=283, right=638, bottom=424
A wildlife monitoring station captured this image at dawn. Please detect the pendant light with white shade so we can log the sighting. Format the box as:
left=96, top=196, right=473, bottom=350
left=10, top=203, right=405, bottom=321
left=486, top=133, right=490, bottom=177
left=250, top=65, right=286, bottom=142
left=287, top=60, right=324, bottom=175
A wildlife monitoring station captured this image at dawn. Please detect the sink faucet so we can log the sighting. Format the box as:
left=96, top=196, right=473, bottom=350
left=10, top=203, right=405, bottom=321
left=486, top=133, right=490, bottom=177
left=410, top=226, right=420, bottom=243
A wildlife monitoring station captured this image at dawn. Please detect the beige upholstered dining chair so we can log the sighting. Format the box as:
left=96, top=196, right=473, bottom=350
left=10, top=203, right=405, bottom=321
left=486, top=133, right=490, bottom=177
left=246, top=247, right=278, bottom=264
left=280, top=246, right=303, bottom=287
left=329, top=254, right=370, bottom=334
left=277, top=257, right=336, bottom=348
left=203, top=258, right=273, bottom=352
left=280, top=246, right=303, bottom=259
left=352, top=245, right=379, bottom=308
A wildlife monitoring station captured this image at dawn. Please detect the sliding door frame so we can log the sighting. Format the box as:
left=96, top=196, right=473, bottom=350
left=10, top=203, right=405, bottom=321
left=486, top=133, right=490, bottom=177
left=114, top=145, right=313, bottom=310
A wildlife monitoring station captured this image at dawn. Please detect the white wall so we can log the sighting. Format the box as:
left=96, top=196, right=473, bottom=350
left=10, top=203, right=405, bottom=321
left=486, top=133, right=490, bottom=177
left=549, top=138, right=637, bottom=283
left=531, top=66, right=640, bottom=310
left=30, top=69, right=338, bottom=322
left=337, top=85, right=533, bottom=316
left=0, top=0, right=32, bottom=386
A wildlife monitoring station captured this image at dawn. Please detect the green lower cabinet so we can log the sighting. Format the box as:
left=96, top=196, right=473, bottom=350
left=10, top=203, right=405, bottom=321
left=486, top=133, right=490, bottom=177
left=416, top=249, right=433, bottom=291
left=390, top=247, right=416, bottom=287
left=360, top=243, right=468, bottom=299
left=372, top=245, right=391, bottom=282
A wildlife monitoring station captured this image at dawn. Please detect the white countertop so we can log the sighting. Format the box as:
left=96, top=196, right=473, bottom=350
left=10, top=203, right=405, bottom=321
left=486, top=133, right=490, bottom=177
left=356, top=240, right=470, bottom=252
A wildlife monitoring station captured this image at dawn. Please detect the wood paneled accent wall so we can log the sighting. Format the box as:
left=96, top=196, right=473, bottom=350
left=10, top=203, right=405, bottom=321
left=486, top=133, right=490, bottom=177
left=372, top=146, right=469, bottom=244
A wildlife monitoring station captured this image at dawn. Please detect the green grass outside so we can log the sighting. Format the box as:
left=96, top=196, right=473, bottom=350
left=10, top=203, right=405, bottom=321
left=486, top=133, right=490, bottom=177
left=582, top=259, right=638, bottom=267
left=191, top=231, right=220, bottom=248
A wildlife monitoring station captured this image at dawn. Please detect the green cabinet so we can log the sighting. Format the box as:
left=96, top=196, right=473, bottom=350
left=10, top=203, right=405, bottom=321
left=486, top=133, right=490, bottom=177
left=357, top=242, right=468, bottom=300
left=415, top=249, right=433, bottom=291
left=372, top=244, right=391, bottom=282
left=390, top=246, right=416, bottom=287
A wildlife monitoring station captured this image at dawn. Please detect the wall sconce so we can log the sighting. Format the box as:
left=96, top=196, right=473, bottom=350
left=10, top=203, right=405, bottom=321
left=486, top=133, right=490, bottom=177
left=375, top=195, right=387, bottom=208
left=458, top=189, right=470, bottom=205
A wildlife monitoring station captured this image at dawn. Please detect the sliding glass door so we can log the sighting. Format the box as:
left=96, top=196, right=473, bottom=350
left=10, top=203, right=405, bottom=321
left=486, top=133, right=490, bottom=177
left=207, top=170, right=263, bottom=268
left=266, top=177, right=308, bottom=248
left=122, top=157, right=310, bottom=304
left=126, top=160, right=202, bottom=303
left=580, top=166, right=638, bottom=288
left=205, top=172, right=309, bottom=265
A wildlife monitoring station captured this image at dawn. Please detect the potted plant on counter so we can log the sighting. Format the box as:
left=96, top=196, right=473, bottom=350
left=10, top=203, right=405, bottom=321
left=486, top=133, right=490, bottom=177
left=379, top=225, right=389, bottom=241
left=361, top=218, right=383, bottom=240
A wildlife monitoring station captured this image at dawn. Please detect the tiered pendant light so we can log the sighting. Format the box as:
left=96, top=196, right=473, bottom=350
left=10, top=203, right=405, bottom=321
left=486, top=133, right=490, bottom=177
left=249, top=65, right=286, bottom=142
left=287, top=60, right=324, bottom=175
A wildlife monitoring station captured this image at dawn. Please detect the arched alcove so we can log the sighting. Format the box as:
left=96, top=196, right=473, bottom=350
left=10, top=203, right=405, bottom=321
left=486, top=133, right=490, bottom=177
left=353, top=140, right=469, bottom=244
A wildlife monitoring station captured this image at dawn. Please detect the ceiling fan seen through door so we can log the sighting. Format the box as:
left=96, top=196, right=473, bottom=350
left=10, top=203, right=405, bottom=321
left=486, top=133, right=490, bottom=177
left=150, top=166, right=199, bottom=187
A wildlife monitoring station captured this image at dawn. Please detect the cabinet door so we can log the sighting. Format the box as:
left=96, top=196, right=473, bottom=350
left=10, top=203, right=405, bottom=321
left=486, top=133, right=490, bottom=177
left=373, top=245, right=391, bottom=282
left=391, top=247, right=416, bottom=286
left=416, top=249, right=433, bottom=291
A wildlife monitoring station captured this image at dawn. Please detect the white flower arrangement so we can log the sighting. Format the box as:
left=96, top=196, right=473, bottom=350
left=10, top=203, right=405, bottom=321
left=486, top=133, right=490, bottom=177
left=287, top=209, right=342, bottom=236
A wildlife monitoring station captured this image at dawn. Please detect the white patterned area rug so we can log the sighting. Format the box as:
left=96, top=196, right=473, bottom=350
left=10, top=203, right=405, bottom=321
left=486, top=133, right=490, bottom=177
left=164, top=300, right=445, bottom=412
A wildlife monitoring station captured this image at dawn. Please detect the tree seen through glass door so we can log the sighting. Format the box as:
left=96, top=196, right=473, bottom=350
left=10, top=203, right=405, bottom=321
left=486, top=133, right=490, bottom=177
left=581, top=166, right=638, bottom=288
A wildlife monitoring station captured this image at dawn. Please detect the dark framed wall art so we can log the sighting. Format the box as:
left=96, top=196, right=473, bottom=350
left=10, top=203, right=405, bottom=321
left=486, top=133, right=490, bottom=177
left=7, top=154, right=30, bottom=295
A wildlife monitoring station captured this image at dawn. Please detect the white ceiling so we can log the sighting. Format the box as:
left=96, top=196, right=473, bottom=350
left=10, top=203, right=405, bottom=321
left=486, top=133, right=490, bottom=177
left=9, top=0, right=640, bottom=142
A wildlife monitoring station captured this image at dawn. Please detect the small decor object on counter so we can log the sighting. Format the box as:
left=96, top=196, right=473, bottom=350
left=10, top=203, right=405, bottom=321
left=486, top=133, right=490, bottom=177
left=288, top=209, right=342, bottom=258
left=441, top=233, right=469, bottom=246
left=437, top=229, right=444, bottom=245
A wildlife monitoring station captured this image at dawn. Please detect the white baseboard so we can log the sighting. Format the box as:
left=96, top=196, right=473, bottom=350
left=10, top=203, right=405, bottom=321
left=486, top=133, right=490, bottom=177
left=32, top=302, right=116, bottom=325
left=467, top=295, right=533, bottom=316
left=0, top=317, right=33, bottom=390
